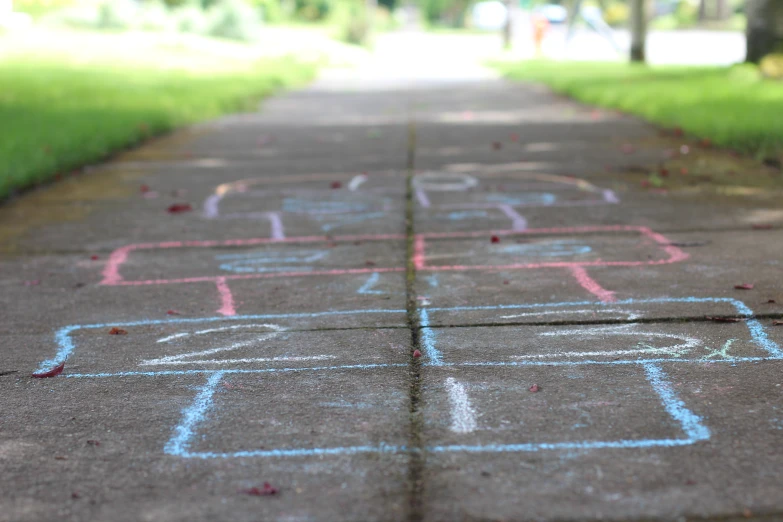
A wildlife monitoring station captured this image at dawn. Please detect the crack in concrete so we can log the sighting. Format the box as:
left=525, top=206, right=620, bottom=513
left=405, top=116, right=426, bottom=522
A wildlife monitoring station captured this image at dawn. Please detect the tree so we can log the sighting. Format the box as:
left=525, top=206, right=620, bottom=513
left=629, top=0, right=646, bottom=62
left=746, top=0, right=783, bottom=63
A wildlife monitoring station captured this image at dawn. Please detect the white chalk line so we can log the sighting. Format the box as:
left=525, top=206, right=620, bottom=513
left=511, top=324, right=701, bottom=360
left=348, top=174, right=368, bottom=191
left=141, top=355, right=335, bottom=366
left=146, top=324, right=285, bottom=366
left=445, top=377, right=478, bottom=434
left=499, top=309, right=643, bottom=321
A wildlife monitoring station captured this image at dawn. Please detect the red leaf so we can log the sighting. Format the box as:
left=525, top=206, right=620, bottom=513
left=773, top=320, right=783, bottom=326
left=640, top=180, right=650, bottom=188
left=71, top=492, right=81, bottom=499
left=528, top=384, right=540, bottom=393
left=167, top=203, right=192, bottom=214
left=706, top=316, right=742, bottom=323
left=680, top=168, right=689, bottom=175
left=659, top=168, right=669, bottom=177
left=166, top=310, right=181, bottom=315
left=621, top=144, right=634, bottom=154
left=31, top=362, right=64, bottom=379
left=140, top=185, right=150, bottom=194
left=109, top=327, right=128, bottom=335
left=503, top=280, right=510, bottom=285
left=86, top=440, right=100, bottom=446
left=490, top=235, right=500, bottom=244
left=673, top=127, right=684, bottom=137
left=90, top=255, right=99, bottom=261
left=734, top=283, right=754, bottom=290
left=752, top=224, right=773, bottom=230
left=23, top=280, right=41, bottom=286
left=365, top=260, right=375, bottom=266
left=239, top=482, right=278, bottom=496
left=412, top=349, right=422, bottom=358
left=510, top=133, right=519, bottom=142
left=330, top=181, right=342, bottom=189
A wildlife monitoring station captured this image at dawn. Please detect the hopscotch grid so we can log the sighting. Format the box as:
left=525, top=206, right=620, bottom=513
left=40, top=298, right=782, bottom=375
left=40, top=299, right=780, bottom=458
left=160, top=357, right=709, bottom=459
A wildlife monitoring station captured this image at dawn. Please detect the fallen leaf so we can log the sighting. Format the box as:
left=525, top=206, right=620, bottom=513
left=167, top=203, right=192, bottom=214
left=765, top=299, right=776, bottom=304
left=510, top=133, right=519, bottom=142
left=700, top=138, right=712, bottom=148
left=503, top=280, right=510, bottom=285
left=166, top=310, right=181, bottom=315
left=492, top=142, right=502, bottom=150
left=640, top=180, right=651, bottom=188
left=673, top=127, right=684, bottom=137
left=23, top=280, right=41, bottom=286
left=140, top=185, right=150, bottom=194
left=752, top=224, right=773, bottom=230
left=680, top=168, right=689, bottom=175
left=71, top=492, right=80, bottom=499
left=490, top=235, right=500, bottom=243
left=734, top=283, right=754, bottom=290
left=413, top=349, right=422, bottom=358
left=31, top=363, right=65, bottom=379
left=239, top=482, right=278, bottom=496
left=109, top=327, right=128, bottom=335
left=659, top=168, right=669, bottom=177
left=528, top=384, right=540, bottom=393
left=365, top=260, right=375, bottom=266
left=621, top=144, right=634, bottom=154
left=55, top=456, right=68, bottom=460
left=330, top=181, right=342, bottom=189
left=772, top=320, right=783, bottom=326
left=90, top=255, right=99, bottom=261
left=86, top=440, right=100, bottom=446
left=706, top=317, right=742, bottom=323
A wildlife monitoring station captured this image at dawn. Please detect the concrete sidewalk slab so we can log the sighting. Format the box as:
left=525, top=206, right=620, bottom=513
left=3, top=31, right=783, bottom=521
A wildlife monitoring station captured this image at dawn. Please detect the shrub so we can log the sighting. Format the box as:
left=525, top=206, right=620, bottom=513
left=96, top=0, right=137, bottom=30
left=207, top=0, right=260, bottom=41
left=136, top=1, right=173, bottom=31
left=173, top=4, right=208, bottom=33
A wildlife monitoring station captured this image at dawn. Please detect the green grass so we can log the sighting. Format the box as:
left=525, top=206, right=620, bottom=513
left=0, top=35, right=317, bottom=199
left=492, top=60, right=783, bottom=157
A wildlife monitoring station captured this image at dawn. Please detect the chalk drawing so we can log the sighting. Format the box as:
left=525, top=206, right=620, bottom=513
left=357, top=272, right=384, bottom=295
left=510, top=324, right=701, bottom=360
left=446, top=210, right=490, bottom=220
left=445, top=377, right=478, bottom=433
left=500, top=240, right=592, bottom=258
left=348, top=174, right=368, bottom=191
left=142, top=324, right=309, bottom=366
left=216, top=250, right=328, bottom=274
left=99, top=226, right=685, bottom=312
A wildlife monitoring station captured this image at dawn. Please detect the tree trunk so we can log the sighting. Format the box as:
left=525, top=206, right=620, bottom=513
left=698, top=0, right=707, bottom=21
left=502, top=0, right=513, bottom=50
left=629, top=0, right=647, bottom=62
left=746, top=0, right=783, bottom=63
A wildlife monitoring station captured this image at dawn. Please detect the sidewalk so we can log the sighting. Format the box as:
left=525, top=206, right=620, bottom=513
left=2, top=33, right=783, bottom=521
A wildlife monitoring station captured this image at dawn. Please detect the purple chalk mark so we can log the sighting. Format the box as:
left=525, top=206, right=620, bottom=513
left=497, top=204, right=528, bottom=231
left=415, top=188, right=431, bottom=208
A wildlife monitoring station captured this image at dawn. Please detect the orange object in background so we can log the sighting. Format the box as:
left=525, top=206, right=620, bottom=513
left=531, top=14, right=550, bottom=55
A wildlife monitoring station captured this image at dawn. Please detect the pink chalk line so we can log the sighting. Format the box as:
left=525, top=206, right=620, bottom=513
left=215, top=277, right=237, bottom=316
left=99, top=226, right=686, bottom=311
left=568, top=266, right=616, bottom=303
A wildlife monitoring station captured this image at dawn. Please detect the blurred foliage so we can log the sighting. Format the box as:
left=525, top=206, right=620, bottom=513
left=760, top=53, right=783, bottom=79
